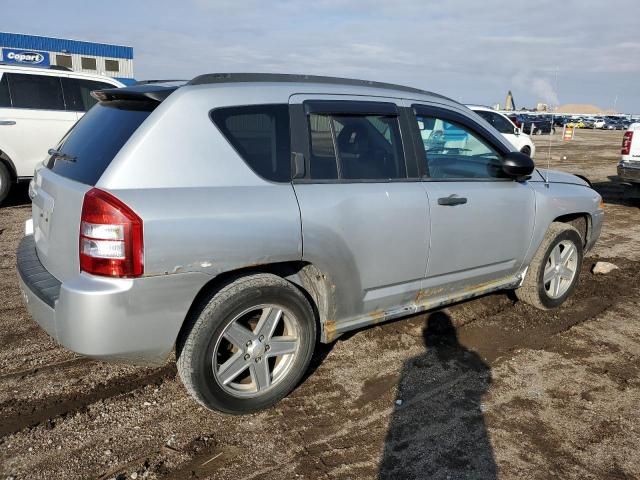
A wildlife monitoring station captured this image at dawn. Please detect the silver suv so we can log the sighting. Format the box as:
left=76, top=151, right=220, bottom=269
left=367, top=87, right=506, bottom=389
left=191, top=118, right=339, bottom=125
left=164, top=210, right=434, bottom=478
left=18, top=74, right=604, bottom=413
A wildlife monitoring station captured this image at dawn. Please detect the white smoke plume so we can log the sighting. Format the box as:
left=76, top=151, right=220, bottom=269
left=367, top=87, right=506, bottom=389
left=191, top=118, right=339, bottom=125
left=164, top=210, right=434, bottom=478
left=531, top=78, right=559, bottom=106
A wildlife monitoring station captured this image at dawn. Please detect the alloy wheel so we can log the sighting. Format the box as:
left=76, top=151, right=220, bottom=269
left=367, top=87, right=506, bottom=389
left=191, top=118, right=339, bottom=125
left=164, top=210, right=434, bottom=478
left=543, top=240, right=578, bottom=299
left=212, top=304, right=300, bottom=398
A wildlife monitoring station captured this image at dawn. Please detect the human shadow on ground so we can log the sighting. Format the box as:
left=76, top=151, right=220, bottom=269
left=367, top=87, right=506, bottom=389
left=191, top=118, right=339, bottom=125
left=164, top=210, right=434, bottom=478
left=379, top=311, right=497, bottom=480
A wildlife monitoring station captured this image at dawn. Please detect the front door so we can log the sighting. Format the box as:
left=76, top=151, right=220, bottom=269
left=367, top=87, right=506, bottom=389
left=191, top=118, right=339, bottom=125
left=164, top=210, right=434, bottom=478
left=289, top=95, right=429, bottom=323
left=411, top=103, right=536, bottom=295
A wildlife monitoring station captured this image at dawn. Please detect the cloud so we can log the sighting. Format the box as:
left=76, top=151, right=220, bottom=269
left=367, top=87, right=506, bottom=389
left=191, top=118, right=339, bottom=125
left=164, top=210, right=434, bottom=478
left=3, top=0, right=640, bottom=110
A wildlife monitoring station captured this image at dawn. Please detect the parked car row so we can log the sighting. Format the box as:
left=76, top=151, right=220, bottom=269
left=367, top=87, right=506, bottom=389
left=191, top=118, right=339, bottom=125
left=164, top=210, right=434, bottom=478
left=14, top=72, right=604, bottom=413
left=554, top=115, right=633, bottom=130
left=505, top=113, right=555, bottom=135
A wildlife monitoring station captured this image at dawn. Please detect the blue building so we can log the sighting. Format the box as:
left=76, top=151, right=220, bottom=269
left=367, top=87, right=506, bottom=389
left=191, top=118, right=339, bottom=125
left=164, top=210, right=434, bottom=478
left=0, top=32, right=135, bottom=85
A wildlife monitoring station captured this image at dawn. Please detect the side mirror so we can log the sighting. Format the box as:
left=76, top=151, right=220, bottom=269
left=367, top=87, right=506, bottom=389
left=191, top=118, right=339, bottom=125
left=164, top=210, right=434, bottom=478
left=514, top=126, right=521, bottom=136
left=502, top=151, right=534, bottom=180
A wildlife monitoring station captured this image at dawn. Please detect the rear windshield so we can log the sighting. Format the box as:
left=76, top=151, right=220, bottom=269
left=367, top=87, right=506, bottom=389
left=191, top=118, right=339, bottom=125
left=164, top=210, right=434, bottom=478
left=47, top=100, right=154, bottom=185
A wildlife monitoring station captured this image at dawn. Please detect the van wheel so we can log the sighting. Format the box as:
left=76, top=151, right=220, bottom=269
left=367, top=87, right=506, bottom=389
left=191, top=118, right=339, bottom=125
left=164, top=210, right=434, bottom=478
left=520, top=146, right=531, bottom=157
left=177, top=274, right=316, bottom=414
left=516, top=222, right=583, bottom=310
left=0, top=162, right=11, bottom=204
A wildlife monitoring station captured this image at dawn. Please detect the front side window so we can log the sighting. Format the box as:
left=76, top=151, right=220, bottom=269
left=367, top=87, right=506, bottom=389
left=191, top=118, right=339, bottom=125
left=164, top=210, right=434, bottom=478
left=308, top=114, right=405, bottom=181
left=62, top=78, right=116, bottom=112
left=416, top=115, right=504, bottom=179
left=6, top=73, right=65, bottom=110
left=211, top=104, right=291, bottom=183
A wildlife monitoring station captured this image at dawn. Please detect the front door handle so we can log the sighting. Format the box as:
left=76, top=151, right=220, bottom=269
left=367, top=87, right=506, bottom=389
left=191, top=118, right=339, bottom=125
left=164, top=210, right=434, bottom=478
left=0, top=120, right=16, bottom=126
left=438, top=195, right=468, bottom=206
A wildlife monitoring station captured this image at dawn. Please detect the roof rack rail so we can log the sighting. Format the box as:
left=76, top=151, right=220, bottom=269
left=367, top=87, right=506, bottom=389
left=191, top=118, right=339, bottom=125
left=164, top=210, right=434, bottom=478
left=134, top=79, right=187, bottom=85
left=48, top=65, right=72, bottom=71
left=187, top=73, right=450, bottom=100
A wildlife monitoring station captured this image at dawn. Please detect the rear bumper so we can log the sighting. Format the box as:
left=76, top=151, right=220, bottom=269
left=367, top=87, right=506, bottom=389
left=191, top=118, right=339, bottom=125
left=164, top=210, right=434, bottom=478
left=618, top=161, right=640, bottom=183
left=17, top=235, right=210, bottom=366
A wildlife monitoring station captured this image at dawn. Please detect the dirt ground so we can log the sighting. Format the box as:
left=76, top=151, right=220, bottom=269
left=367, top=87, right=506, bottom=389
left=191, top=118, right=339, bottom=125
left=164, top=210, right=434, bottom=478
left=1, top=129, right=639, bottom=480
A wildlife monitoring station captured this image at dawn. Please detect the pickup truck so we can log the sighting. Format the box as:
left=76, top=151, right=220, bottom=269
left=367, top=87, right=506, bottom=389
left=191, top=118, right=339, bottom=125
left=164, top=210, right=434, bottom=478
left=618, top=123, right=640, bottom=186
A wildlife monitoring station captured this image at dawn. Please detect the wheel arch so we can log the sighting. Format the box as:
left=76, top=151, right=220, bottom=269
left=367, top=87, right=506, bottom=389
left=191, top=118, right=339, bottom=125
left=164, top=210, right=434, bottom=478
left=552, top=212, right=591, bottom=248
left=0, top=149, right=17, bottom=181
left=176, top=261, right=335, bottom=353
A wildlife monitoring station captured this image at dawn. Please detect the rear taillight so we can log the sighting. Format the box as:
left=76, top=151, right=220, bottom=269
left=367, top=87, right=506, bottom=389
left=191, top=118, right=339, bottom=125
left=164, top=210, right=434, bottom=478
left=80, top=188, right=143, bottom=278
left=622, top=131, right=633, bottom=155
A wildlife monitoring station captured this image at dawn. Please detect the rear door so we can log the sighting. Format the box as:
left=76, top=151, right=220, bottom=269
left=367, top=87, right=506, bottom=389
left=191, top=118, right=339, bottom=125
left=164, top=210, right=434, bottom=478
left=0, top=72, right=78, bottom=178
left=410, top=103, right=535, bottom=295
left=289, top=95, right=429, bottom=323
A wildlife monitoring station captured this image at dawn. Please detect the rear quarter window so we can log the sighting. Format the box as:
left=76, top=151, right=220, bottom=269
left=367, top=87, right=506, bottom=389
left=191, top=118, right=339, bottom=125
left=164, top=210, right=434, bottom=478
left=47, top=100, right=154, bottom=185
left=210, top=104, right=291, bottom=182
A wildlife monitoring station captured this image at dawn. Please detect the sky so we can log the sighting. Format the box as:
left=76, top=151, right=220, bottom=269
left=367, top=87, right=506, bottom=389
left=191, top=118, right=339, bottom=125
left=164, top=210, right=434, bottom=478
left=3, top=0, right=640, bottom=112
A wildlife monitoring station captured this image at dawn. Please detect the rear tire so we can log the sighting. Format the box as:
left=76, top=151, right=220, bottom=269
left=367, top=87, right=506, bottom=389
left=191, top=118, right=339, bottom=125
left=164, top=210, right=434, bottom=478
left=516, top=222, right=583, bottom=310
left=0, top=162, right=11, bottom=205
left=177, top=274, right=317, bottom=414
left=520, top=146, right=532, bottom=157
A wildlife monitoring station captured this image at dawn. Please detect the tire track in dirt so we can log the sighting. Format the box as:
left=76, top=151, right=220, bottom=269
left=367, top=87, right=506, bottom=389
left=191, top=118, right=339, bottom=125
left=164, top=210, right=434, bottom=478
left=0, top=357, right=88, bottom=381
left=0, top=363, right=176, bottom=437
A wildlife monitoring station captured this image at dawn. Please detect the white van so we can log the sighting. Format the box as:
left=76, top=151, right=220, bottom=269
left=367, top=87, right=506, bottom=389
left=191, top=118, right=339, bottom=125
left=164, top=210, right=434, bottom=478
left=0, top=64, right=123, bottom=203
left=618, top=123, right=640, bottom=186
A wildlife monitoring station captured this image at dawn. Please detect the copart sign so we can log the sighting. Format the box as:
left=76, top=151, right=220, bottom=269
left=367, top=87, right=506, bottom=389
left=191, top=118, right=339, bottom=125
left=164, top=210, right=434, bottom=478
left=2, top=48, right=50, bottom=66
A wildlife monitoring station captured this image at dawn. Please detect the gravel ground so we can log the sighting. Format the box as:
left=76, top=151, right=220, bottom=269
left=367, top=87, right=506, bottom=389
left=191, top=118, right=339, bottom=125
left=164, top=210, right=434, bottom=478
left=0, top=129, right=638, bottom=479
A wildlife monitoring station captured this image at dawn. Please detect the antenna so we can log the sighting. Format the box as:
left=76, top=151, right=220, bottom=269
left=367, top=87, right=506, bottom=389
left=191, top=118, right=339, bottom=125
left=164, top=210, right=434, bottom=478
left=546, top=109, right=553, bottom=188
left=545, top=68, right=560, bottom=188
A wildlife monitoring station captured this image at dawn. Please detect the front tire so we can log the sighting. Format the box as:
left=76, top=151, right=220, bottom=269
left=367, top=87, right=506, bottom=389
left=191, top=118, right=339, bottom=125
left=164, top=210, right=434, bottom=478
left=516, top=222, right=583, bottom=310
left=177, top=274, right=317, bottom=414
left=520, top=146, right=532, bottom=157
left=0, top=162, right=11, bottom=205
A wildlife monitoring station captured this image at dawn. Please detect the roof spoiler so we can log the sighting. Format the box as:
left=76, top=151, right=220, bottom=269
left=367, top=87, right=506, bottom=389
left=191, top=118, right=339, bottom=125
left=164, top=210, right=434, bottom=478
left=91, top=84, right=177, bottom=103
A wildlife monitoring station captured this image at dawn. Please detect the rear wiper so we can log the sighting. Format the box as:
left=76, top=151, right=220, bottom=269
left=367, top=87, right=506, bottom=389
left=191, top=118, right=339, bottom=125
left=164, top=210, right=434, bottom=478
left=48, top=148, right=77, bottom=163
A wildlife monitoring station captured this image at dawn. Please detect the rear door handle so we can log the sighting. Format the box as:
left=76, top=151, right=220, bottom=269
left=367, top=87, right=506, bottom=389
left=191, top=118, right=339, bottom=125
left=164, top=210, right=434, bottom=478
left=0, top=120, right=16, bottom=125
left=437, top=195, right=468, bottom=206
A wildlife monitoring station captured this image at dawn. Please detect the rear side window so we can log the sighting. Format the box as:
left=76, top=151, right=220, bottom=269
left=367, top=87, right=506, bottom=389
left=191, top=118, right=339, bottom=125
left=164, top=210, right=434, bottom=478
left=308, top=113, right=406, bottom=181
left=211, top=104, right=291, bottom=182
left=6, top=73, right=65, bottom=110
left=62, top=78, right=116, bottom=112
left=47, top=101, right=154, bottom=185
left=0, top=74, right=10, bottom=108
